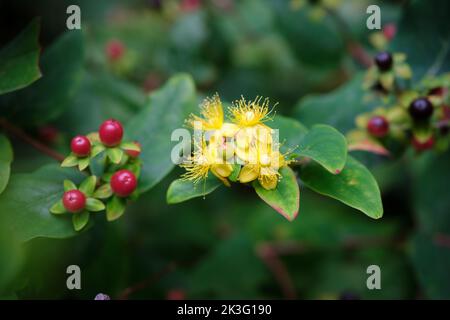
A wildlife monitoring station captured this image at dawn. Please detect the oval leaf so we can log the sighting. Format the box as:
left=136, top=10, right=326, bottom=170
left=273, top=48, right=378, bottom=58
left=0, top=18, right=41, bottom=95
left=126, top=74, right=197, bottom=193
left=0, top=134, right=13, bottom=195
left=167, top=175, right=222, bottom=204
left=0, top=165, right=85, bottom=242
left=253, top=166, right=300, bottom=221
left=297, top=124, right=347, bottom=174
left=299, top=156, right=383, bottom=219
left=0, top=29, right=84, bottom=125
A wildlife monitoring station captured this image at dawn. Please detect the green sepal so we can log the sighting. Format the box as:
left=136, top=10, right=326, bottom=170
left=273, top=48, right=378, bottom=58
left=63, top=179, right=77, bottom=191
left=86, top=197, right=105, bottom=212
left=228, top=164, right=241, bottom=182
left=120, top=141, right=141, bottom=152
left=72, top=211, right=90, bottom=231
left=106, top=196, right=126, bottom=221
left=93, top=183, right=113, bottom=199
left=91, top=144, right=105, bottom=158
left=78, top=157, right=90, bottom=171
left=61, top=154, right=78, bottom=167
left=79, top=175, right=97, bottom=196
left=50, top=200, right=66, bottom=214
left=124, top=160, right=141, bottom=178
left=106, top=147, right=124, bottom=164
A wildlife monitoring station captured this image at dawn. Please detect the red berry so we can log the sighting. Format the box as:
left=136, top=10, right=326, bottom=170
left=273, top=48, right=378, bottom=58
left=412, top=136, right=434, bottom=151
left=63, top=190, right=86, bottom=213
left=71, top=135, right=91, bottom=157
left=367, top=116, right=389, bottom=137
left=429, top=87, right=447, bottom=97
left=166, top=289, right=185, bottom=300
left=99, top=119, right=124, bottom=147
left=181, top=0, right=200, bottom=12
left=125, top=141, right=141, bottom=158
left=110, top=169, right=137, bottom=197
left=382, top=23, right=396, bottom=41
left=106, top=40, right=125, bottom=61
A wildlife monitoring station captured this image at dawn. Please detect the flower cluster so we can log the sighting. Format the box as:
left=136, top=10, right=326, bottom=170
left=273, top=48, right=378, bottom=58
left=180, top=94, right=292, bottom=190
left=349, top=51, right=450, bottom=155
left=50, top=119, right=142, bottom=231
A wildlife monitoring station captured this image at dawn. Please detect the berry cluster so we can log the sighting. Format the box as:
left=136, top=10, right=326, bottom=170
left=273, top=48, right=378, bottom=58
left=363, top=51, right=412, bottom=94
left=349, top=52, right=450, bottom=155
left=50, top=119, right=142, bottom=231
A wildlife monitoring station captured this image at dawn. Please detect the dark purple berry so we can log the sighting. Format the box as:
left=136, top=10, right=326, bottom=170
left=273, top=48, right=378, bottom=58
left=374, top=52, right=393, bottom=72
left=409, top=97, right=433, bottom=120
left=94, top=293, right=111, bottom=300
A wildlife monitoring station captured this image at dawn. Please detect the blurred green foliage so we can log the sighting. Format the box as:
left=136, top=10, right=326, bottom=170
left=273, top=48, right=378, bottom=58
left=0, top=0, right=449, bottom=300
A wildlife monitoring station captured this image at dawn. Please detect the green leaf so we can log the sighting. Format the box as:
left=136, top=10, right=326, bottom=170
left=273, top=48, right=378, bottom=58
left=86, top=198, right=105, bottom=212
left=79, top=176, right=97, bottom=196
left=0, top=164, right=85, bottom=242
left=167, top=175, right=222, bottom=204
left=49, top=200, right=66, bottom=214
left=411, top=152, right=450, bottom=233
left=0, top=135, right=13, bottom=195
left=72, top=211, right=90, bottom=232
left=253, top=166, right=299, bottom=221
left=106, top=196, right=126, bottom=221
left=269, top=115, right=308, bottom=152
left=106, top=147, right=123, bottom=164
left=126, top=74, right=197, bottom=193
left=77, top=157, right=90, bottom=171
left=0, top=29, right=84, bottom=125
left=293, top=73, right=374, bottom=133
left=0, top=18, right=41, bottom=95
left=93, top=183, right=113, bottom=199
left=63, top=179, right=77, bottom=191
left=297, top=124, right=347, bottom=174
left=410, top=232, right=450, bottom=299
left=299, top=156, right=383, bottom=219
left=393, top=0, right=450, bottom=80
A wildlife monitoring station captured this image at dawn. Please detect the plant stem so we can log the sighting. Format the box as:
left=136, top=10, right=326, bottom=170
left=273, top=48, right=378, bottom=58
left=256, top=243, right=298, bottom=299
left=0, top=117, right=65, bottom=162
left=325, top=8, right=373, bottom=68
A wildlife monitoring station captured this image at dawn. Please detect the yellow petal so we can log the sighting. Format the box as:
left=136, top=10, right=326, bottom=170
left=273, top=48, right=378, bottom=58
left=238, top=164, right=259, bottom=183
left=220, top=123, right=239, bottom=137
left=211, top=164, right=233, bottom=178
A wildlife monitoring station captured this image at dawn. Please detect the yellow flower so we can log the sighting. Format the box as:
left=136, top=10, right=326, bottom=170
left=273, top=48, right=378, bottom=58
left=229, top=96, right=274, bottom=127
left=180, top=139, right=233, bottom=186
left=238, top=145, right=287, bottom=190
left=235, top=124, right=273, bottom=163
left=187, top=94, right=224, bottom=131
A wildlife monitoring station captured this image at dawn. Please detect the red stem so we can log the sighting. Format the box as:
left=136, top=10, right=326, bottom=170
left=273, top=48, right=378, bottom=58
left=0, top=118, right=65, bottom=162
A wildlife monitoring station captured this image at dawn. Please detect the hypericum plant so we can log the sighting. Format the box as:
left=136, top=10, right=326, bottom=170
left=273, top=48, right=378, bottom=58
left=50, top=119, right=142, bottom=231
left=167, top=94, right=384, bottom=221
left=348, top=51, right=450, bottom=155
